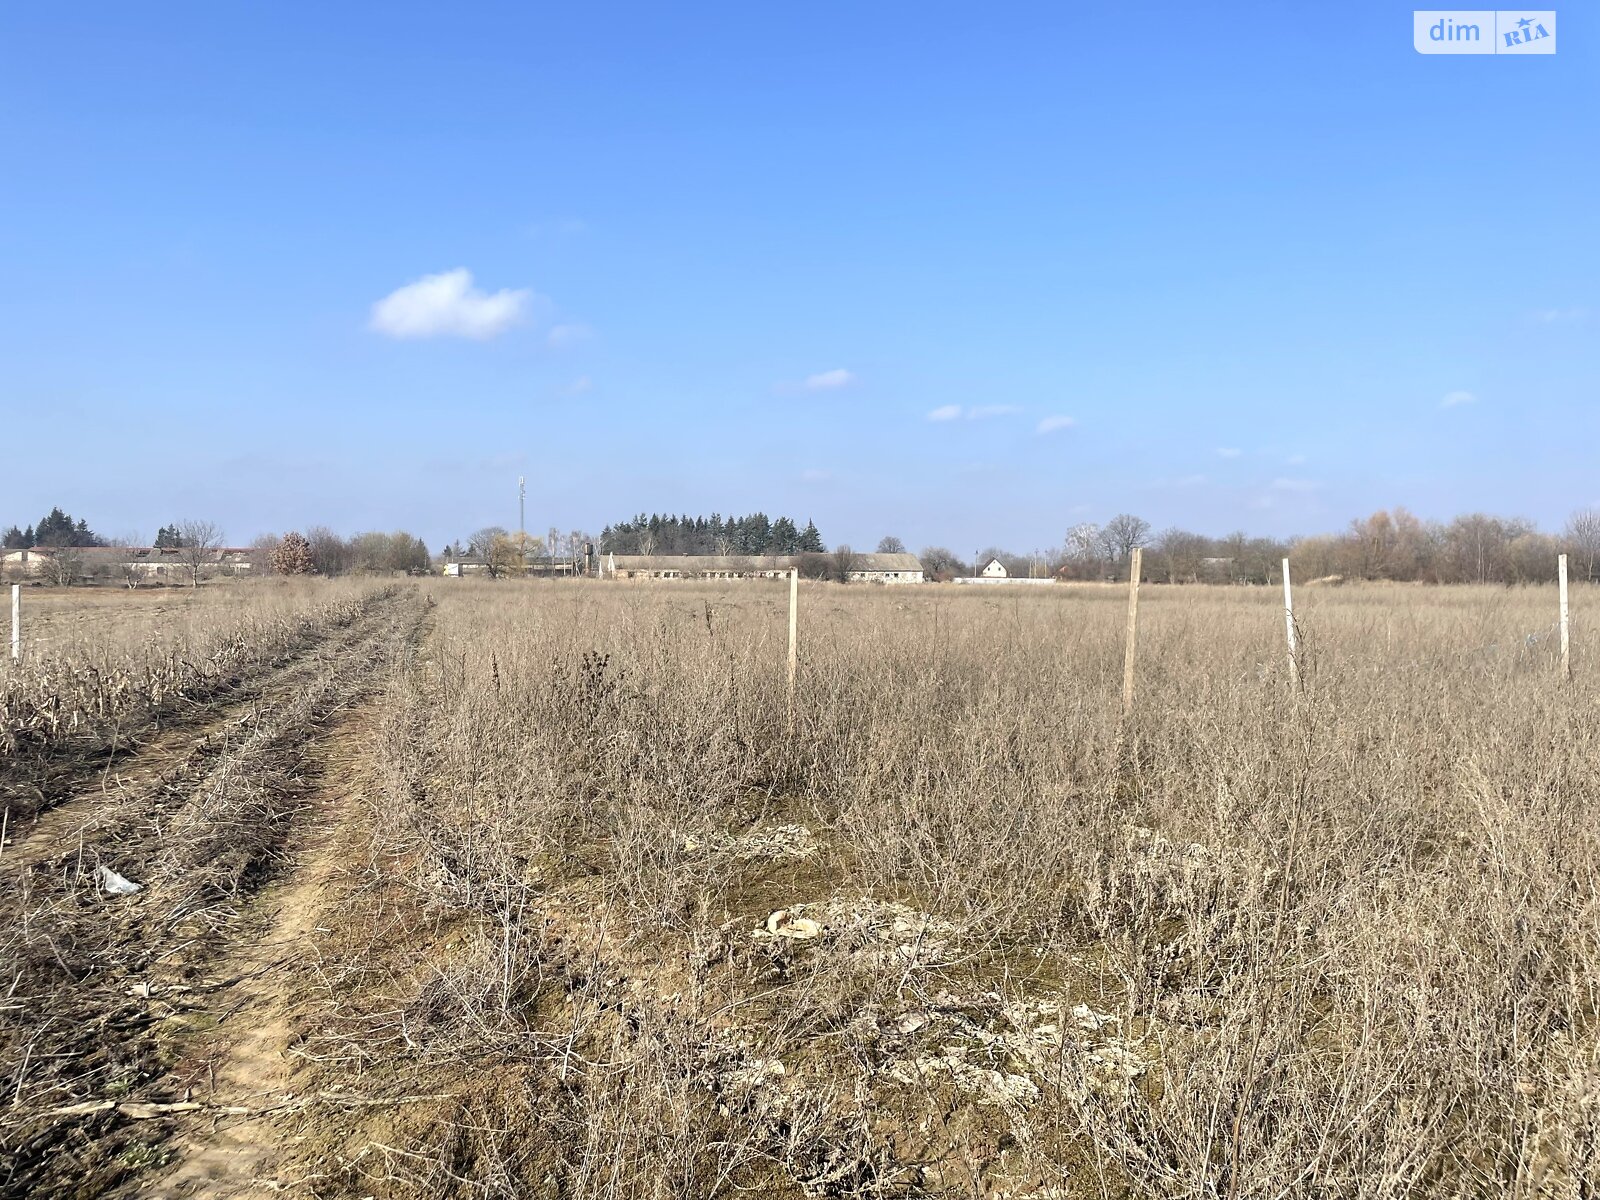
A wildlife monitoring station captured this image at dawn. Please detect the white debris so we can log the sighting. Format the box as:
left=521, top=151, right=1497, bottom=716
left=96, top=865, right=143, bottom=896
left=765, top=909, right=823, bottom=940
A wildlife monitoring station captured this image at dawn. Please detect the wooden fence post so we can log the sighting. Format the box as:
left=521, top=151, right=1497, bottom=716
left=1282, top=558, right=1299, bottom=689
left=1559, top=552, right=1571, bottom=681
left=787, top=569, right=799, bottom=722
left=10, top=584, right=19, bottom=663
left=1121, top=548, right=1142, bottom=717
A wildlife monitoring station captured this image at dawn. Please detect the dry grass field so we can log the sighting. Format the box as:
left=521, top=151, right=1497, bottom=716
left=3, top=576, right=1597, bottom=1198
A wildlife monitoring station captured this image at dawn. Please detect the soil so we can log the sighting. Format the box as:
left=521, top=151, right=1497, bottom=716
left=0, top=588, right=431, bottom=1200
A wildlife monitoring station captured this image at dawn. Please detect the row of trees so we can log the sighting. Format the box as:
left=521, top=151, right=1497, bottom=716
left=1287, top=508, right=1600, bottom=585
left=250, top=528, right=432, bottom=576
left=599, top=513, right=825, bottom=556
left=917, top=508, right=1600, bottom=586
left=3, top=507, right=105, bottom=549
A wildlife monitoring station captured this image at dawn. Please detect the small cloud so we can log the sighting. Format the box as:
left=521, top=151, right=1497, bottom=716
left=568, top=375, right=593, bottom=395
left=1174, top=473, right=1208, bottom=487
left=1036, top=415, right=1076, bottom=434
left=1440, top=390, right=1476, bottom=409
left=1270, top=477, right=1319, bottom=493
left=1285, top=453, right=1307, bottom=466
left=370, top=268, right=534, bottom=340
left=1530, top=307, right=1589, bottom=324
left=929, top=404, right=1022, bottom=422
left=1216, top=447, right=1243, bottom=458
left=800, top=468, right=832, bottom=482
left=804, top=368, right=856, bottom=391
left=548, top=323, right=594, bottom=349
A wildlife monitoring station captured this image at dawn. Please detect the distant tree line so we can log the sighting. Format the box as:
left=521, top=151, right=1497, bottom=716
left=917, top=506, right=1600, bottom=586
left=599, top=513, right=825, bottom=556
left=252, top=527, right=431, bottom=576
left=1285, top=508, right=1600, bottom=585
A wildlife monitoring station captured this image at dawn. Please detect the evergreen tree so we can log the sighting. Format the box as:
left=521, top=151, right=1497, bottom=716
left=769, top=516, right=800, bottom=554
left=2, top=525, right=28, bottom=549
left=32, top=508, right=101, bottom=547
left=798, top=520, right=825, bottom=553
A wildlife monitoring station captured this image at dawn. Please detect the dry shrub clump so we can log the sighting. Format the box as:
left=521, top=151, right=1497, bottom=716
left=308, top=578, right=1599, bottom=1198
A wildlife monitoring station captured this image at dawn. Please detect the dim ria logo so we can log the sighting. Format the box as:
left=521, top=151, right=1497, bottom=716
left=1414, top=11, right=1556, bottom=53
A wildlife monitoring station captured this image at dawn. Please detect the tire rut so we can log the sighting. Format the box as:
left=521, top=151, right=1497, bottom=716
left=0, top=590, right=432, bottom=1200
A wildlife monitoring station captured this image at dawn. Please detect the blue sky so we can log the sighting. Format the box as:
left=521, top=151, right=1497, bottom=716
left=2, top=3, right=1595, bottom=553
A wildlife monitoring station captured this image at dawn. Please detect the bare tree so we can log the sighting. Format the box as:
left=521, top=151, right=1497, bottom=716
left=919, top=546, right=962, bottom=581
left=175, top=519, right=224, bottom=588
left=249, top=532, right=282, bottom=575
left=43, top=545, right=85, bottom=588
left=832, top=544, right=858, bottom=583
left=1102, top=514, right=1151, bottom=578
left=876, top=536, right=907, bottom=554
left=1566, top=507, right=1600, bottom=581
left=1062, top=523, right=1104, bottom=580
left=105, top=537, right=148, bottom=589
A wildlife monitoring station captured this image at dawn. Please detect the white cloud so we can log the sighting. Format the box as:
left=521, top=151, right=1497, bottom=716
left=1174, top=473, right=1208, bottom=487
left=1216, top=447, right=1242, bottom=458
left=568, top=375, right=593, bottom=395
left=1285, top=453, right=1307, bottom=465
left=1036, top=415, right=1076, bottom=434
left=1440, top=390, right=1476, bottom=408
left=804, top=368, right=856, bottom=391
left=800, top=468, right=832, bottom=482
left=928, top=404, right=1022, bottom=422
left=370, top=269, right=533, bottom=340
left=1530, top=307, right=1589, bottom=324
left=1270, top=477, right=1320, bottom=493
left=548, top=323, right=594, bottom=349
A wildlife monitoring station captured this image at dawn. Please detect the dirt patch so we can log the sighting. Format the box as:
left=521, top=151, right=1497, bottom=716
left=142, top=706, right=376, bottom=1199
left=0, top=591, right=431, bottom=1200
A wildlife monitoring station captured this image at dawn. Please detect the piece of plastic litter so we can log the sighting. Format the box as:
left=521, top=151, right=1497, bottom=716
left=96, top=865, right=143, bottom=896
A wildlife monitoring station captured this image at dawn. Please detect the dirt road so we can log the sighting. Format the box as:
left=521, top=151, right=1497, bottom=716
left=0, top=588, right=431, bottom=1200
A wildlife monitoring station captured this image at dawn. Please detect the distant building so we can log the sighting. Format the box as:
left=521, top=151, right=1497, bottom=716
left=1, top=546, right=255, bottom=580
left=844, top=552, right=925, bottom=584
left=598, top=552, right=925, bottom=584
left=954, top=557, right=1055, bottom=586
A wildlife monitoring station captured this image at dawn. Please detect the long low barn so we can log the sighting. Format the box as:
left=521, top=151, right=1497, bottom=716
left=600, top=552, right=925, bottom=583
left=1, top=546, right=256, bottom=578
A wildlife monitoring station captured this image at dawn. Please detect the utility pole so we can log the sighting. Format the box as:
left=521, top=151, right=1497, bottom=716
left=518, top=476, right=526, bottom=543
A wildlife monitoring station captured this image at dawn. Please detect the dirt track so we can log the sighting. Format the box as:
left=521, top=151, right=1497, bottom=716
left=0, top=587, right=431, bottom=1200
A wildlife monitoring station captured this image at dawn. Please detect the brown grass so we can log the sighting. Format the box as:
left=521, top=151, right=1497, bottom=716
left=288, top=576, right=1600, bottom=1199
left=4, top=576, right=1596, bottom=1197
